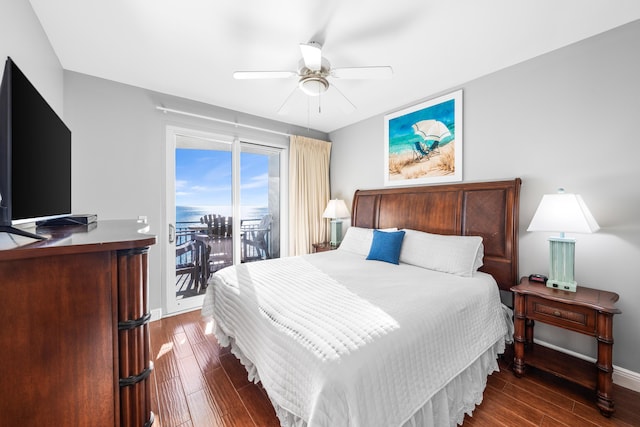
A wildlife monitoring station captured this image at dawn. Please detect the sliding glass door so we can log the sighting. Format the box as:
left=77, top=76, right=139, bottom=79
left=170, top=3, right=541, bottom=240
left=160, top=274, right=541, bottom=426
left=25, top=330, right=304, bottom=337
left=165, top=126, right=283, bottom=314
left=240, top=143, right=281, bottom=263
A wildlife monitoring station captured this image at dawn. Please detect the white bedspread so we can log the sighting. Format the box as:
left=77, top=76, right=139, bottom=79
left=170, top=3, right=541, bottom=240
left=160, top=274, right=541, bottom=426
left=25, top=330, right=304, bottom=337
left=202, top=250, right=508, bottom=427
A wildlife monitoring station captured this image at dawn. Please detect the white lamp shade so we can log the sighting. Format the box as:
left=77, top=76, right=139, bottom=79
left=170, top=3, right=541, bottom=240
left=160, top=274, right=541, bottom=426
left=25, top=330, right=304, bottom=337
left=527, top=192, right=600, bottom=234
left=322, top=199, right=350, bottom=219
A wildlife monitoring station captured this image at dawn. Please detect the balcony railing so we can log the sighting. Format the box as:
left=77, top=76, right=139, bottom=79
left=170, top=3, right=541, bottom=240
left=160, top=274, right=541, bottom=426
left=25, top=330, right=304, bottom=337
left=175, top=216, right=273, bottom=297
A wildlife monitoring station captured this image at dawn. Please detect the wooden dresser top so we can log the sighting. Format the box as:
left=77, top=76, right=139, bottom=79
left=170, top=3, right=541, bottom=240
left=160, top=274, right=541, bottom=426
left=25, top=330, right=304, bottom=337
left=0, top=220, right=156, bottom=260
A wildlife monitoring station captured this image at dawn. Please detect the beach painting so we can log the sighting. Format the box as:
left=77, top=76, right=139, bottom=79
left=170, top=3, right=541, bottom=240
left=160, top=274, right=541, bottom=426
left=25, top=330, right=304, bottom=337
left=383, top=90, right=462, bottom=186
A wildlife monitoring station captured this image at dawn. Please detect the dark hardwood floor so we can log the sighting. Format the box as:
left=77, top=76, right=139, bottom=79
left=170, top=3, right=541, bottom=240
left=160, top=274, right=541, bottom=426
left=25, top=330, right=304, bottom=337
left=149, top=310, right=640, bottom=427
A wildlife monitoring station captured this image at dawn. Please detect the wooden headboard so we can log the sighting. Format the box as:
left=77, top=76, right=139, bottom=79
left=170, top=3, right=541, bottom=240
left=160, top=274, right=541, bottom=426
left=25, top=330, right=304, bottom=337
left=351, top=179, right=521, bottom=291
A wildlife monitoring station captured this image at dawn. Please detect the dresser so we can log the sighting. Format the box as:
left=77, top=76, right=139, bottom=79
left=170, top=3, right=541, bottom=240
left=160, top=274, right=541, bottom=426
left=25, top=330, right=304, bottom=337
left=0, top=220, right=156, bottom=426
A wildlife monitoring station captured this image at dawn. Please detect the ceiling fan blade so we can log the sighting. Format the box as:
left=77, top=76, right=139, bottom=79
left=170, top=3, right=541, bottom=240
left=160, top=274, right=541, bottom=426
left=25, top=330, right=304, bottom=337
left=299, top=42, right=323, bottom=71
left=277, top=86, right=302, bottom=115
left=326, top=83, right=356, bottom=114
left=331, top=66, right=393, bottom=79
left=233, top=71, right=297, bottom=80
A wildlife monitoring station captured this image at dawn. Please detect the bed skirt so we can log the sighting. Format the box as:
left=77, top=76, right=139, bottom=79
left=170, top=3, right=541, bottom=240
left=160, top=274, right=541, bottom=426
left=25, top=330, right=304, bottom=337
left=214, top=321, right=504, bottom=427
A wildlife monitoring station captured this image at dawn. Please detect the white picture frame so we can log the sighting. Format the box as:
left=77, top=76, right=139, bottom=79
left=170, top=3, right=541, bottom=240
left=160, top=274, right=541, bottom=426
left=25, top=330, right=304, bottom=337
left=383, top=90, right=463, bottom=186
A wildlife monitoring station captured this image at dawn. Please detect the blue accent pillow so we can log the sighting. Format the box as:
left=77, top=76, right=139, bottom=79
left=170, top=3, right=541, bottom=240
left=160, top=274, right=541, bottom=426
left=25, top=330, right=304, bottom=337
left=366, top=229, right=406, bottom=264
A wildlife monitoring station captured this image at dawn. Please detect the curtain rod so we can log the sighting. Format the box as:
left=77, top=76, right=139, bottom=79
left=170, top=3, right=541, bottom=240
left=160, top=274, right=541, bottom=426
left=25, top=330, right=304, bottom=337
left=155, top=106, right=291, bottom=137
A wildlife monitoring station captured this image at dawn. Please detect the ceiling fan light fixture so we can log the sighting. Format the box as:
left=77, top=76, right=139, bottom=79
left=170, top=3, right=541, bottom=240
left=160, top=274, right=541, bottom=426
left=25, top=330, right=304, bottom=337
left=298, top=75, right=329, bottom=96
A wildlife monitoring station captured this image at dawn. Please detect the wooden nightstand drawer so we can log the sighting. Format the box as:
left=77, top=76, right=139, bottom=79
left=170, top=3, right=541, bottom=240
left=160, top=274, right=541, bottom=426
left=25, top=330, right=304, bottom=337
left=527, top=296, right=596, bottom=334
left=512, top=277, right=621, bottom=417
left=312, top=242, right=338, bottom=253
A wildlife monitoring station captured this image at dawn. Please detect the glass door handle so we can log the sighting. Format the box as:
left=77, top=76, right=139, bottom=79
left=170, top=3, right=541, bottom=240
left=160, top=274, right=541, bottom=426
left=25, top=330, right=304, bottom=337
left=169, top=224, right=175, bottom=243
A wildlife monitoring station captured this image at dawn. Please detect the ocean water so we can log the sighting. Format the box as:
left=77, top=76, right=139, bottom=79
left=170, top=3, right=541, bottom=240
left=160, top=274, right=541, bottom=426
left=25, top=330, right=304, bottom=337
left=176, top=205, right=269, bottom=225
left=387, top=98, right=456, bottom=155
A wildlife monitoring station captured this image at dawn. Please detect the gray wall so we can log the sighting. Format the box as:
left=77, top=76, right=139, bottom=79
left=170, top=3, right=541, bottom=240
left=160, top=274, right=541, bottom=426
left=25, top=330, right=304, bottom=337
left=329, top=20, right=640, bottom=374
left=0, top=0, right=63, bottom=116
left=63, top=71, right=328, bottom=313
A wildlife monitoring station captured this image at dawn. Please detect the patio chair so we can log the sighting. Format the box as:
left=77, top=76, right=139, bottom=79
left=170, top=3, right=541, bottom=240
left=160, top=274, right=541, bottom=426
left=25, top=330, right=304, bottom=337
left=200, top=214, right=232, bottom=238
left=195, top=214, right=234, bottom=281
left=176, top=239, right=200, bottom=290
left=412, top=140, right=440, bottom=161
left=428, top=140, right=441, bottom=155
left=413, top=141, right=429, bottom=160
left=242, top=214, right=272, bottom=261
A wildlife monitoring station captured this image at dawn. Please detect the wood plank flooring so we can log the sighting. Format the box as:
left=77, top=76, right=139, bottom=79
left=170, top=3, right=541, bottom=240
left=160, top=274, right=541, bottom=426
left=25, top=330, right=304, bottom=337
left=149, top=310, right=640, bottom=427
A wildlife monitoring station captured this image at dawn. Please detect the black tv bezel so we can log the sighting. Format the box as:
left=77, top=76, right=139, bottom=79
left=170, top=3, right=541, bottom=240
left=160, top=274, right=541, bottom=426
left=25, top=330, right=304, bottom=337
left=0, top=57, right=72, bottom=240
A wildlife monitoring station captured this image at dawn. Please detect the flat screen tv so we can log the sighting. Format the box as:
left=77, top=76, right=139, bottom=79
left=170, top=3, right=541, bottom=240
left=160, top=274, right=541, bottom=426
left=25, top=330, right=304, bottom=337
left=0, top=57, right=71, bottom=239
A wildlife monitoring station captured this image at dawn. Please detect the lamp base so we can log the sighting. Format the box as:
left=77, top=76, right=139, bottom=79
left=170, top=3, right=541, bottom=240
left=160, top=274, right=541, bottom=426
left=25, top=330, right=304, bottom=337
left=546, top=279, right=577, bottom=292
left=330, top=219, right=343, bottom=246
left=547, top=236, right=577, bottom=292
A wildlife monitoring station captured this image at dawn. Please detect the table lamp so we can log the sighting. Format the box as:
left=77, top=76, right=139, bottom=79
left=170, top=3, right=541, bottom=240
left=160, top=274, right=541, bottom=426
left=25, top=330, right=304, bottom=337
left=527, top=188, right=599, bottom=292
left=322, top=199, right=350, bottom=246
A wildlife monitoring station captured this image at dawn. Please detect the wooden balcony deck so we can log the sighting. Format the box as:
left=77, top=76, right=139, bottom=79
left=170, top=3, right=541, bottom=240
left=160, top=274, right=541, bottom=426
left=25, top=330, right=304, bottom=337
left=175, top=239, right=239, bottom=299
left=175, top=272, right=204, bottom=299
left=175, top=220, right=271, bottom=299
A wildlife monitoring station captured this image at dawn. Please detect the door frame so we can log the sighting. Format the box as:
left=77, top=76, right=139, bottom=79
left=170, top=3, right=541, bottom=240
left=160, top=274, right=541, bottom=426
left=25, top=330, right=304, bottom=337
left=163, top=125, right=289, bottom=316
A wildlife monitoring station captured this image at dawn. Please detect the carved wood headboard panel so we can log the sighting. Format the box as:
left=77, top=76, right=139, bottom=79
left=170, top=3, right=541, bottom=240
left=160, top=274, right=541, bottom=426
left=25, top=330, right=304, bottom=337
left=351, top=179, right=521, bottom=291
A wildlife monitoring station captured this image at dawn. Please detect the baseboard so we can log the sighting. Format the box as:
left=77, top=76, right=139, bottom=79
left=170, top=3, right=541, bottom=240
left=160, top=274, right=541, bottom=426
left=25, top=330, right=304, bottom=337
left=150, top=308, right=163, bottom=322
left=613, top=366, right=640, bottom=393
left=536, top=339, right=640, bottom=392
left=150, top=306, right=203, bottom=322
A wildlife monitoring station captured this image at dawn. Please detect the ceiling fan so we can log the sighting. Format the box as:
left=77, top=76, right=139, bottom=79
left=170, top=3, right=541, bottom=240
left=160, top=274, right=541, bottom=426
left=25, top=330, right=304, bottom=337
left=233, top=42, right=393, bottom=113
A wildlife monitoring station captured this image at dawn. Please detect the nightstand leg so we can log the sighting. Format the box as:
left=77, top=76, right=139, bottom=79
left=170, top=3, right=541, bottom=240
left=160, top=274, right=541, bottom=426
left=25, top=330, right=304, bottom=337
left=525, top=319, right=534, bottom=345
left=596, top=312, right=615, bottom=417
left=513, top=293, right=526, bottom=377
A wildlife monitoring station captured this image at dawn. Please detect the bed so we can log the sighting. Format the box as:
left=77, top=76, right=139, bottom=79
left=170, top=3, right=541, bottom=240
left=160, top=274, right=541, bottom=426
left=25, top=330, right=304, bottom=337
left=202, top=178, right=521, bottom=426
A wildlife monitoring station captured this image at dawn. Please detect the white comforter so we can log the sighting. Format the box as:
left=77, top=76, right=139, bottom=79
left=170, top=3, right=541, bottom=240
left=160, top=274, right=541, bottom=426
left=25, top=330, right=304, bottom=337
left=202, top=250, right=507, bottom=427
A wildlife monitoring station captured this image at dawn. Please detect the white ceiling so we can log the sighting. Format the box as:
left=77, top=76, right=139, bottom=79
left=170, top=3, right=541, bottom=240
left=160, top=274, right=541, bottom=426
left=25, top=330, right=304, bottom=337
left=29, top=0, right=640, bottom=134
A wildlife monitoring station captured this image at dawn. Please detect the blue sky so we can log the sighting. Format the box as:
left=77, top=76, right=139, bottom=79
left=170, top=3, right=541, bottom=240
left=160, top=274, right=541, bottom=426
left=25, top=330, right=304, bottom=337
left=175, top=148, right=268, bottom=208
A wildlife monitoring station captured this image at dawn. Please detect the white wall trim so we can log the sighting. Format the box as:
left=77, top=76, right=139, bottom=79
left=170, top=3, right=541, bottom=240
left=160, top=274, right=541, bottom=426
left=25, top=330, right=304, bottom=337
left=156, top=106, right=291, bottom=137
left=151, top=306, right=204, bottom=321
left=613, top=366, right=640, bottom=393
left=536, top=339, right=640, bottom=392
left=150, top=308, right=163, bottom=322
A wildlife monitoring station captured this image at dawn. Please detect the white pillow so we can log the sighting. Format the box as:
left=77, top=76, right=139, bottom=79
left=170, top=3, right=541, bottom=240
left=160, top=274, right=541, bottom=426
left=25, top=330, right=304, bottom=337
left=338, top=226, right=398, bottom=256
left=474, top=242, right=484, bottom=271
left=398, top=229, right=484, bottom=277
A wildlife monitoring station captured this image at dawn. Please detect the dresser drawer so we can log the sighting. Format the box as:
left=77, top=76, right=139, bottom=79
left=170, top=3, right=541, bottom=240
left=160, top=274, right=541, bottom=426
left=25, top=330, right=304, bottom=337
left=526, top=296, right=596, bottom=335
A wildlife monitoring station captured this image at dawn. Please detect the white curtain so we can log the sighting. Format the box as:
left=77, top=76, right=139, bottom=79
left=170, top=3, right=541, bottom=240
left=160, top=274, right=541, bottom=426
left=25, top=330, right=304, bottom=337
left=289, top=135, right=332, bottom=255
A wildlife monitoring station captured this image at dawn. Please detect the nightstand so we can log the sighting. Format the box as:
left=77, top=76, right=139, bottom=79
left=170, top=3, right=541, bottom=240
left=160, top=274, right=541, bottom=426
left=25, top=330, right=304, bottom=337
left=312, top=242, right=338, bottom=253
left=511, top=277, right=621, bottom=417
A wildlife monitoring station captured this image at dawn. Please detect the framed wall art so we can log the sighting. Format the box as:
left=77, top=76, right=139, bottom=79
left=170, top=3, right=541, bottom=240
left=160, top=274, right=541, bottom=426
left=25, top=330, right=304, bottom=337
left=383, top=90, right=462, bottom=186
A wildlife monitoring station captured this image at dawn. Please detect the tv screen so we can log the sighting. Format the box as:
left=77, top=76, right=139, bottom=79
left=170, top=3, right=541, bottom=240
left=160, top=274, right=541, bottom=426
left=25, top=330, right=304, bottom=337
left=0, top=57, right=71, bottom=234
